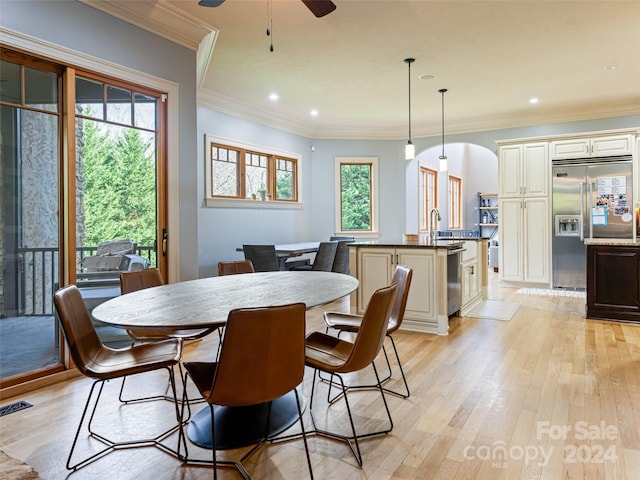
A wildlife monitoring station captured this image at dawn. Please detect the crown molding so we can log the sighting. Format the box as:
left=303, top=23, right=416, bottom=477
left=79, top=0, right=216, bottom=51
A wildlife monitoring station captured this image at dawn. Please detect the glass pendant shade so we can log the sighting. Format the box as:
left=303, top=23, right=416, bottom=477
left=405, top=141, right=415, bottom=160
left=439, top=155, right=448, bottom=171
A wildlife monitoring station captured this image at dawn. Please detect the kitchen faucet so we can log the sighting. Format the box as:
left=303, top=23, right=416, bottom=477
left=429, top=208, right=441, bottom=242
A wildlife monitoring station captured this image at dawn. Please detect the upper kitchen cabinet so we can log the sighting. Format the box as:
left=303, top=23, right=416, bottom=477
left=498, top=142, right=549, bottom=198
left=551, top=133, right=634, bottom=160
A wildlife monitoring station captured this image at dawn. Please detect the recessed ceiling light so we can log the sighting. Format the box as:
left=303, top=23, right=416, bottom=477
left=310, top=109, right=319, bottom=117
left=604, top=65, right=617, bottom=71
left=269, top=93, right=279, bottom=101
left=529, top=97, right=539, bottom=104
left=419, top=74, right=436, bottom=81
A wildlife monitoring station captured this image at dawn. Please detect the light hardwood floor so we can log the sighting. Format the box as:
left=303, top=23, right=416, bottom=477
left=1, top=272, right=639, bottom=479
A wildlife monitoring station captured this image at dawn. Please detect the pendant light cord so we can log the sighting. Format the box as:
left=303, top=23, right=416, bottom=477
left=267, top=0, right=274, bottom=52
left=405, top=58, right=415, bottom=142
left=440, top=88, right=447, bottom=157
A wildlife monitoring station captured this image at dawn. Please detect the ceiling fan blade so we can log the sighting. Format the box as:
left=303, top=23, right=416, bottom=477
left=198, top=0, right=225, bottom=6
left=301, top=0, right=336, bottom=18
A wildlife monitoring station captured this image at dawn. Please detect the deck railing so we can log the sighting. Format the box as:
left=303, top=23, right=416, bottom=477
left=15, top=245, right=155, bottom=316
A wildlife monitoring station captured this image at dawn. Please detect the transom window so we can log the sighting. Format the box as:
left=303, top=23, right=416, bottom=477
left=206, top=136, right=299, bottom=203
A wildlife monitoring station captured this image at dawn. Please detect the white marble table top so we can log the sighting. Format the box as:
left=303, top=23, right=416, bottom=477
left=92, top=271, right=358, bottom=330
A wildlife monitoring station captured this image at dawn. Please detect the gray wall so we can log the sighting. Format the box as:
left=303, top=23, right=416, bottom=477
left=3, top=1, right=638, bottom=280
left=1, top=0, right=199, bottom=280
left=197, top=112, right=639, bottom=275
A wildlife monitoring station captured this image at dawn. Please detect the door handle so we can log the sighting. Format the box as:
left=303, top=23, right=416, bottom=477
left=162, top=228, right=168, bottom=256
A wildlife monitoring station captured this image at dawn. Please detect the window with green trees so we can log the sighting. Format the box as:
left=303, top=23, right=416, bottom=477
left=76, top=75, right=159, bottom=265
left=335, top=157, right=379, bottom=235
left=205, top=136, right=299, bottom=203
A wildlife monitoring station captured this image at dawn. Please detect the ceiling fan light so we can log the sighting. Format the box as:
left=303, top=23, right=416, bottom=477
left=439, top=155, right=448, bottom=171
left=405, top=141, right=415, bottom=160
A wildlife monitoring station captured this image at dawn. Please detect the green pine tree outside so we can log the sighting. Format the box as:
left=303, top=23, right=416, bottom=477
left=341, top=164, right=371, bottom=230
left=81, top=119, right=157, bottom=263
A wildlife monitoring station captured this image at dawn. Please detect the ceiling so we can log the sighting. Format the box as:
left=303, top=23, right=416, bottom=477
left=83, top=0, right=640, bottom=139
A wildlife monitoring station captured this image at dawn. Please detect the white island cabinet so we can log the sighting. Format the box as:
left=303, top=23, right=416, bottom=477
left=348, top=239, right=486, bottom=335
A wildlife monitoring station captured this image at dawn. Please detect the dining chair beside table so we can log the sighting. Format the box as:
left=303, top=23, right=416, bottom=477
left=91, top=271, right=359, bottom=452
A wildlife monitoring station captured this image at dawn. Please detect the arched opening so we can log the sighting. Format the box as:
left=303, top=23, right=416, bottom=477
left=405, top=143, right=498, bottom=236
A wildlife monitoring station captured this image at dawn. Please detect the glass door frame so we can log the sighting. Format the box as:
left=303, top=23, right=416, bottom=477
left=0, top=42, right=174, bottom=389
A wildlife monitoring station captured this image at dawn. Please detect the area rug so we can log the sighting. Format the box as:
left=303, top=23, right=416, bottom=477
left=466, top=300, right=520, bottom=321
left=517, top=288, right=586, bottom=298
left=0, top=449, right=42, bottom=480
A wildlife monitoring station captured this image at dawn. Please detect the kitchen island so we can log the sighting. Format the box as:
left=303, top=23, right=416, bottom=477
left=348, top=238, right=488, bottom=335
left=585, top=239, right=640, bottom=324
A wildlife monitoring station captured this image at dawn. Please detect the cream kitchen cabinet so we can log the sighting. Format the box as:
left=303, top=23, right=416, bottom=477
left=551, top=134, right=633, bottom=160
left=460, top=240, right=483, bottom=315
left=499, top=197, right=550, bottom=285
left=353, top=245, right=449, bottom=335
left=498, top=142, right=549, bottom=198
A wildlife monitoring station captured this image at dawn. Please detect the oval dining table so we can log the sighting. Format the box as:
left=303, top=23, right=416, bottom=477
left=92, top=270, right=359, bottom=450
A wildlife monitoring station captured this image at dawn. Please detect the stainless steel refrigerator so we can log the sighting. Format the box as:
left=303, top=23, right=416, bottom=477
left=552, top=156, right=633, bottom=290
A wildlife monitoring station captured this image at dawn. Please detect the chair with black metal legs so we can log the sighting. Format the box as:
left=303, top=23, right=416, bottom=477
left=178, top=303, right=313, bottom=480
left=217, top=259, right=255, bottom=276
left=330, top=239, right=352, bottom=274
left=53, top=285, right=183, bottom=471
left=291, top=241, right=338, bottom=271
left=304, top=283, right=397, bottom=466
left=242, top=244, right=280, bottom=272
left=323, top=265, right=413, bottom=398
left=119, top=269, right=222, bottom=406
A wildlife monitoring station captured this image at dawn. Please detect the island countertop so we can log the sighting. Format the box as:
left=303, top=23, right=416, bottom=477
left=349, top=239, right=467, bottom=249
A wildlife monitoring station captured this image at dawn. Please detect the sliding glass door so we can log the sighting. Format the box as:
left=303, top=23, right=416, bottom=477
left=0, top=55, right=63, bottom=381
left=0, top=49, right=168, bottom=387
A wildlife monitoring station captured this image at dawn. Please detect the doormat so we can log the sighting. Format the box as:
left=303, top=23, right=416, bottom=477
left=0, top=449, right=42, bottom=480
left=517, top=288, right=586, bottom=298
left=466, top=300, right=519, bottom=321
left=0, top=400, right=33, bottom=417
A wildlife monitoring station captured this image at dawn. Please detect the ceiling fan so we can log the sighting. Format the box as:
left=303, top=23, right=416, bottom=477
left=198, top=0, right=337, bottom=18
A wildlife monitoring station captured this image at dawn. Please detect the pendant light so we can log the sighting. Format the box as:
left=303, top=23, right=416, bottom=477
left=404, top=58, right=415, bottom=160
left=439, top=88, right=448, bottom=171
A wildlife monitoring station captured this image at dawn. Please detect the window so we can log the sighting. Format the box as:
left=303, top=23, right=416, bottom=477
left=448, top=175, right=462, bottom=229
left=335, top=157, right=379, bottom=236
left=205, top=135, right=299, bottom=207
left=419, top=166, right=438, bottom=231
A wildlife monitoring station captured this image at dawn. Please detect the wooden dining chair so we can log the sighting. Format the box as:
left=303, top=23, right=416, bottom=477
left=53, top=285, right=183, bottom=471
left=305, top=283, right=397, bottom=466
left=323, top=265, right=413, bottom=398
left=178, top=303, right=313, bottom=480
left=217, top=259, right=255, bottom=276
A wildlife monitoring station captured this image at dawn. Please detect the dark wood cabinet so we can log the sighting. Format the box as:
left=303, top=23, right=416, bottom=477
left=586, top=244, right=640, bottom=323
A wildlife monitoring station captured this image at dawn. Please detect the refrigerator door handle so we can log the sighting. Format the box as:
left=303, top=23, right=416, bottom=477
left=579, top=182, right=585, bottom=241
left=588, top=182, right=594, bottom=239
